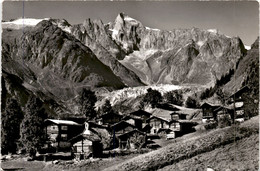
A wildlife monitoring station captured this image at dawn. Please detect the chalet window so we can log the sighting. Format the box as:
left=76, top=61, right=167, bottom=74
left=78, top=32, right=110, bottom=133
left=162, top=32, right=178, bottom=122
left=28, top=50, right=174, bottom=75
left=61, top=134, right=67, bottom=140
left=61, top=126, right=68, bottom=130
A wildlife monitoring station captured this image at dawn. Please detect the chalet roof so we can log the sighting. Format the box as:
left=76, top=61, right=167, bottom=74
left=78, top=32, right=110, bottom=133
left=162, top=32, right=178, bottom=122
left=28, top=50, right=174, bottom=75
left=157, top=128, right=173, bottom=134
left=214, top=106, right=233, bottom=112
left=142, top=124, right=151, bottom=131
left=229, top=86, right=250, bottom=99
left=170, top=112, right=189, bottom=116
left=45, top=119, right=81, bottom=126
left=100, top=112, right=123, bottom=118
left=110, top=120, right=135, bottom=129
left=171, top=120, right=198, bottom=125
left=146, top=115, right=171, bottom=123
left=145, top=107, right=174, bottom=121
left=122, top=115, right=142, bottom=121
left=130, top=110, right=152, bottom=117
left=156, top=103, right=179, bottom=111
left=117, top=129, right=145, bottom=138
left=227, top=102, right=244, bottom=109
left=69, top=132, right=101, bottom=143
left=200, top=102, right=220, bottom=108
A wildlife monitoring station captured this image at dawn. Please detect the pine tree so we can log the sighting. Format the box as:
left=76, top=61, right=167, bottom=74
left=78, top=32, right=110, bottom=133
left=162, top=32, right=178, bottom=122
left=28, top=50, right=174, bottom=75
left=1, top=98, right=23, bottom=154
left=20, top=96, right=47, bottom=157
left=185, top=96, right=199, bottom=108
left=100, top=99, right=113, bottom=114
left=79, top=88, right=97, bottom=120
left=143, top=88, right=162, bottom=108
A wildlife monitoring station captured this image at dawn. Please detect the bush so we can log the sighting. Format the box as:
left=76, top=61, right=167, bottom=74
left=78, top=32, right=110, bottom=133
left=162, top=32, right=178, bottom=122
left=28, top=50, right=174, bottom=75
left=204, top=122, right=218, bottom=130
left=164, top=90, right=183, bottom=106
left=143, top=88, right=162, bottom=108
left=185, top=96, right=199, bottom=108
left=218, top=115, right=232, bottom=128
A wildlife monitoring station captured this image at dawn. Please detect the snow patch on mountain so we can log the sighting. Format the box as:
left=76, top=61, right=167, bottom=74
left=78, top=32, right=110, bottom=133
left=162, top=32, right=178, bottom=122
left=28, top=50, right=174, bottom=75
left=57, top=23, right=71, bottom=34
left=3, top=18, right=49, bottom=26
left=146, top=26, right=160, bottom=31
left=102, top=84, right=182, bottom=105
left=2, top=18, right=49, bottom=29
left=128, top=49, right=158, bottom=60
left=109, top=29, right=119, bottom=39
left=124, top=16, right=137, bottom=22
left=197, top=40, right=205, bottom=47
left=207, top=29, right=218, bottom=34
left=244, top=45, right=251, bottom=50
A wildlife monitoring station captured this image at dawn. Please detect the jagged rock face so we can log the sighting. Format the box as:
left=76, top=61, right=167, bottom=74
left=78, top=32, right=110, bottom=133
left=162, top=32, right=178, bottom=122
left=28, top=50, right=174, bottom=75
left=224, top=37, right=259, bottom=92
left=70, top=20, right=144, bottom=87
left=47, top=14, right=247, bottom=86
left=107, top=13, right=247, bottom=86
left=2, top=20, right=126, bottom=101
left=2, top=14, right=254, bottom=116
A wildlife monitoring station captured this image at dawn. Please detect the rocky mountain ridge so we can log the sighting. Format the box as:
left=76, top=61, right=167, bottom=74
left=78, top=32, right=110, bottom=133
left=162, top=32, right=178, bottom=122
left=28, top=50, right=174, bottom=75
left=2, top=14, right=256, bottom=116
left=106, top=13, right=247, bottom=85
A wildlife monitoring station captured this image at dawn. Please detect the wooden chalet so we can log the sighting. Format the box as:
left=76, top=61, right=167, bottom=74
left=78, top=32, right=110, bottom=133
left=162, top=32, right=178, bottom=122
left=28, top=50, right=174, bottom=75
left=228, top=86, right=250, bottom=103
left=170, top=112, right=188, bottom=120
left=110, top=121, right=135, bottom=136
left=69, top=123, right=103, bottom=159
left=98, top=112, right=123, bottom=125
left=130, top=110, right=152, bottom=122
left=146, top=116, right=171, bottom=134
left=44, top=119, right=83, bottom=151
left=227, top=86, right=252, bottom=120
left=166, top=120, right=197, bottom=139
left=122, top=115, right=143, bottom=130
left=117, top=129, right=146, bottom=149
left=200, top=102, right=220, bottom=123
left=170, top=120, right=197, bottom=133
left=214, top=106, right=233, bottom=121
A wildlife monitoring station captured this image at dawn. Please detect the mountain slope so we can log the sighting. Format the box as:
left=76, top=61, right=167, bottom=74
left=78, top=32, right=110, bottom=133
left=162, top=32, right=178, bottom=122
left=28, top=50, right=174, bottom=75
left=2, top=20, right=128, bottom=115
left=69, top=19, right=144, bottom=87
left=224, top=37, right=259, bottom=92
left=2, top=20, right=125, bottom=98
left=107, top=13, right=247, bottom=86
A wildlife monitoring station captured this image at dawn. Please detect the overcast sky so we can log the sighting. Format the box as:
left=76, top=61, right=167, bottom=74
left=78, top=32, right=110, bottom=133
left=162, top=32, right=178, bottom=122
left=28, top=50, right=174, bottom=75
left=2, top=1, right=259, bottom=45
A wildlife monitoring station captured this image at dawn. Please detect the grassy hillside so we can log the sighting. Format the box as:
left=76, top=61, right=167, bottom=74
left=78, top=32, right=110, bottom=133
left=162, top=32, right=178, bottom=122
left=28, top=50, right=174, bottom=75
left=160, top=134, right=258, bottom=171
left=104, top=116, right=259, bottom=171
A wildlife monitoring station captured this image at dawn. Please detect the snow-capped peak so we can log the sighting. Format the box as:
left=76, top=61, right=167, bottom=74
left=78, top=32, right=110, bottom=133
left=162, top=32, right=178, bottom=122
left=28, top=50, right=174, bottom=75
left=244, top=45, right=251, bottom=50
left=2, top=18, right=49, bottom=29
left=3, top=18, right=49, bottom=26
left=124, top=16, right=137, bottom=22
left=207, top=29, right=218, bottom=34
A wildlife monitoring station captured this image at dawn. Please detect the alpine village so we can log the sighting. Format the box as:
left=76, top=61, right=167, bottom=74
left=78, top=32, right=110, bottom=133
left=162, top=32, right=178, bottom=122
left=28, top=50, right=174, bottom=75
left=1, top=8, right=259, bottom=171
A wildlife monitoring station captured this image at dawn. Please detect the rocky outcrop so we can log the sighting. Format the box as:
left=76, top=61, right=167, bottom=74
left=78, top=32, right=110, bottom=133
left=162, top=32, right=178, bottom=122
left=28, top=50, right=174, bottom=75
left=224, top=37, right=259, bottom=92
left=107, top=13, right=247, bottom=86
left=70, top=19, right=144, bottom=87
left=2, top=20, right=126, bottom=101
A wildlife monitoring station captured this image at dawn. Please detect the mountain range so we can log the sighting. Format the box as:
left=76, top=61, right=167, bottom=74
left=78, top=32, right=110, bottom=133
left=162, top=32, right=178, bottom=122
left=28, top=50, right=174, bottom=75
left=2, top=13, right=258, bottom=116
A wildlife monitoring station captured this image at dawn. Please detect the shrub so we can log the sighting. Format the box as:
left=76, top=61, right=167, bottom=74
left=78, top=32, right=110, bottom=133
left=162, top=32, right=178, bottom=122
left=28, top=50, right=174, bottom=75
left=143, top=88, right=162, bottom=108
left=204, top=122, right=218, bottom=130
left=164, top=90, right=183, bottom=106
left=185, top=96, right=199, bottom=108
left=218, top=115, right=232, bottom=128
